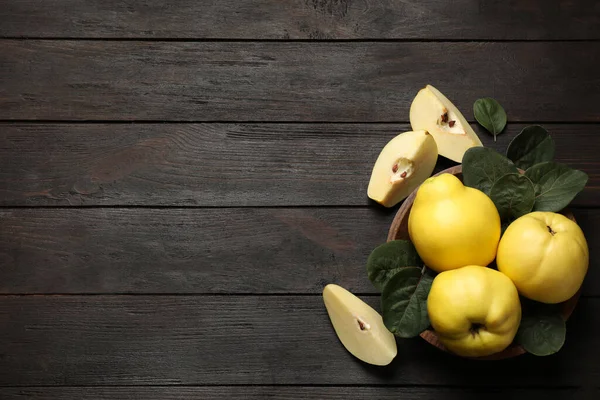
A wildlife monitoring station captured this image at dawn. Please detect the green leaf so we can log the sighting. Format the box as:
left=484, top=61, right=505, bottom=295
left=381, top=267, right=434, bottom=338
left=366, top=240, right=422, bottom=291
left=489, top=173, right=535, bottom=221
left=516, top=302, right=566, bottom=356
left=500, top=219, right=515, bottom=236
left=473, top=98, right=507, bottom=141
left=506, top=125, right=555, bottom=170
left=462, top=147, right=519, bottom=195
left=525, top=162, right=589, bottom=212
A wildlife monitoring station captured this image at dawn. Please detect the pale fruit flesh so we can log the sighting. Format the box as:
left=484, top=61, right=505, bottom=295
left=496, top=211, right=589, bottom=304
left=367, top=130, right=438, bottom=208
left=427, top=265, right=522, bottom=357
left=410, top=85, right=483, bottom=163
left=323, top=284, right=397, bottom=366
left=408, top=173, right=501, bottom=272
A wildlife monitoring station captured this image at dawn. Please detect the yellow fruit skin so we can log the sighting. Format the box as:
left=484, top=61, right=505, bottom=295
left=408, top=173, right=501, bottom=272
left=496, top=211, right=589, bottom=304
left=427, top=265, right=522, bottom=357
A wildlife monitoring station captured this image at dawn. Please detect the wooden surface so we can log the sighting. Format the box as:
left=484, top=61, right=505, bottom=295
left=0, top=296, right=599, bottom=386
left=2, top=41, right=600, bottom=121
left=0, top=123, right=598, bottom=206
left=2, top=387, right=597, bottom=400
left=1, top=1, right=599, bottom=399
left=0, top=208, right=599, bottom=295
left=1, top=0, right=599, bottom=40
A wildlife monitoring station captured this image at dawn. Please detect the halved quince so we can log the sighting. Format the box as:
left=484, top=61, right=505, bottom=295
left=409, top=85, right=482, bottom=163
left=323, top=284, right=397, bottom=366
left=367, top=130, right=438, bottom=207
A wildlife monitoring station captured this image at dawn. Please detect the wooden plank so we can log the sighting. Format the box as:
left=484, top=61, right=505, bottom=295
left=0, top=386, right=594, bottom=399
left=0, top=295, right=598, bottom=386
left=1, top=208, right=598, bottom=295
left=1, top=123, right=598, bottom=207
left=1, top=1, right=599, bottom=40
left=0, top=207, right=392, bottom=294
left=1, top=41, right=599, bottom=122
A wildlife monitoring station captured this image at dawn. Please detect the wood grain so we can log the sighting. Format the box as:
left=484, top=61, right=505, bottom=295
left=0, top=207, right=390, bottom=294
left=0, top=208, right=598, bottom=295
left=0, top=295, right=598, bottom=386
left=2, top=41, right=600, bottom=121
left=1, top=0, right=599, bottom=40
left=1, top=123, right=598, bottom=206
left=0, top=386, right=595, bottom=400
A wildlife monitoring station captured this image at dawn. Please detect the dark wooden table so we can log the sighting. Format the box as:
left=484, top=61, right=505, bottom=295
left=1, top=1, right=599, bottom=398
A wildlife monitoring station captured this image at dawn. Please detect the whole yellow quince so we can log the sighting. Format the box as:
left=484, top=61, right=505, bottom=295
left=408, top=173, right=501, bottom=272
left=427, top=265, right=522, bottom=357
left=496, top=211, right=589, bottom=304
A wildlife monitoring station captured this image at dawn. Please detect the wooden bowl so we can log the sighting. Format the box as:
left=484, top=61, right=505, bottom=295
left=387, top=165, right=582, bottom=360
